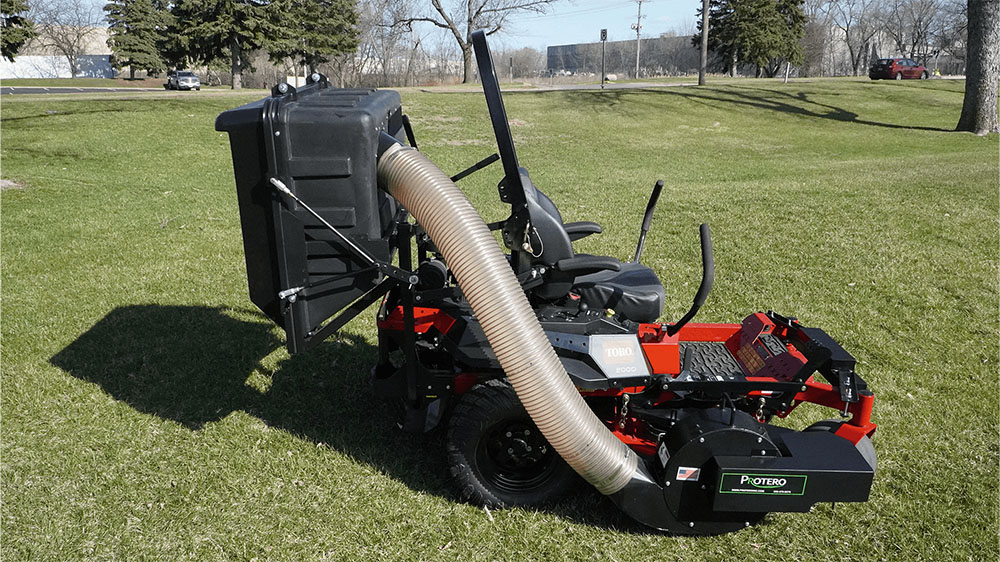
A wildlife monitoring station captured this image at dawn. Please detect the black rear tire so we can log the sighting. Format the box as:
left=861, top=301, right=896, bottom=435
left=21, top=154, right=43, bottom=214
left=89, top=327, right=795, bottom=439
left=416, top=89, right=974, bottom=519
left=805, top=419, right=876, bottom=470
left=920, top=71, right=928, bottom=79
left=446, top=379, right=579, bottom=507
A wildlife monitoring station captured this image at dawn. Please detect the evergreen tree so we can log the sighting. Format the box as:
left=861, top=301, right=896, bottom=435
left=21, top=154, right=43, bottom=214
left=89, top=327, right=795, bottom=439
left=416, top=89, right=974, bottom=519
left=105, top=0, right=170, bottom=78
left=1, top=0, right=37, bottom=62
left=269, top=0, right=358, bottom=74
left=175, top=0, right=289, bottom=89
left=694, top=0, right=805, bottom=77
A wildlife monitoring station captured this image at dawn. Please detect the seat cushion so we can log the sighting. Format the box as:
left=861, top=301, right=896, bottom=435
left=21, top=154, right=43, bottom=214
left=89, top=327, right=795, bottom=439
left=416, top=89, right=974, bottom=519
left=572, top=262, right=664, bottom=323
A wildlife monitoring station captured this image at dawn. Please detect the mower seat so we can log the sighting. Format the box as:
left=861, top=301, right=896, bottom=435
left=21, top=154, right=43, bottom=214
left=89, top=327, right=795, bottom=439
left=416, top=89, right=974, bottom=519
left=514, top=170, right=664, bottom=323
left=572, top=261, right=665, bottom=323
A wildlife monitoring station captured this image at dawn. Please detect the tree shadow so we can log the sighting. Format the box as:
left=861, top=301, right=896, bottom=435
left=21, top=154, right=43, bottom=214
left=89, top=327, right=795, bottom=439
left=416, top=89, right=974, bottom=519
left=1, top=107, right=153, bottom=124
left=50, top=305, right=639, bottom=531
left=558, top=85, right=952, bottom=132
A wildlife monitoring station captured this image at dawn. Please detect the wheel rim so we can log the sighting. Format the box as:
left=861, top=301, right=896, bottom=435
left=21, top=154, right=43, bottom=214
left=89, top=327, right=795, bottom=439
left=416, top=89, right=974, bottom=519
left=896, top=73, right=902, bottom=80
left=477, top=420, right=558, bottom=494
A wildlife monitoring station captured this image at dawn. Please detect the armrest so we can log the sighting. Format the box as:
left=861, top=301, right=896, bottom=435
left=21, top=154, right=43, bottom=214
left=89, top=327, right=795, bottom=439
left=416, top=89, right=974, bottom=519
left=563, top=221, right=602, bottom=241
left=555, top=255, right=621, bottom=276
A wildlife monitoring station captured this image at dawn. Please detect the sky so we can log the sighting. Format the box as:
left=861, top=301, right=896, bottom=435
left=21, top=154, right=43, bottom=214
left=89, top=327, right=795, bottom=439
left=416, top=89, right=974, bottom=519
left=498, top=0, right=699, bottom=50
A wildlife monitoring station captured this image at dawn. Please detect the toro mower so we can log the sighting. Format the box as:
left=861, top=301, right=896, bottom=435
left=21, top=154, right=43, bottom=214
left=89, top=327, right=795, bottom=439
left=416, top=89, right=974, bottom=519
left=216, top=32, right=876, bottom=535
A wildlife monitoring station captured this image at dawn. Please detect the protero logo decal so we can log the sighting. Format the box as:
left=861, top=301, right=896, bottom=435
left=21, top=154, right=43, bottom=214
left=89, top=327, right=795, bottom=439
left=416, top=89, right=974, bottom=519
left=740, top=475, right=786, bottom=489
left=719, top=473, right=807, bottom=495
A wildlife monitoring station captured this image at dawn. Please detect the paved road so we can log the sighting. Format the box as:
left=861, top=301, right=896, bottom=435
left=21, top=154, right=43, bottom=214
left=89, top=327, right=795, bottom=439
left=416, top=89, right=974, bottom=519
left=1, top=86, right=167, bottom=95
left=2, top=81, right=696, bottom=96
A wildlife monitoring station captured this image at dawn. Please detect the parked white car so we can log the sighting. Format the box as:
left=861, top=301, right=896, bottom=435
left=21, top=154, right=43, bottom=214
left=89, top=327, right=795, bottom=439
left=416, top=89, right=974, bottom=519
left=166, top=70, right=201, bottom=91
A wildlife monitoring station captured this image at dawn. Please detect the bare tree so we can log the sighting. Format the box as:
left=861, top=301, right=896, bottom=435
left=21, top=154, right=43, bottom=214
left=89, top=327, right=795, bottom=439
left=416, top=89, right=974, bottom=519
left=802, top=0, right=833, bottom=76
left=828, top=0, right=884, bottom=74
left=394, top=0, right=563, bottom=83
left=932, top=0, right=967, bottom=65
left=956, top=0, right=998, bottom=134
left=496, top=45, right=543, bottom=78
left=30, top=0, right=104, bottom=78
left=880, top=0, right=940, bottom=61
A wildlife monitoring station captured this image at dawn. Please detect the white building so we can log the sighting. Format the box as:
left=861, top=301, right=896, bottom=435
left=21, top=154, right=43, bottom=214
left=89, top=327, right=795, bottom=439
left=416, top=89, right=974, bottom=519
left=0, top=26, right=113, bottom=79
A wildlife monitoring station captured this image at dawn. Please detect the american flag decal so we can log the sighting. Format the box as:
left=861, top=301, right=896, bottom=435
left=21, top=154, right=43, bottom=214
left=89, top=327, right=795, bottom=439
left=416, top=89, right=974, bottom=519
left=676, top=467, right=701, bottom=481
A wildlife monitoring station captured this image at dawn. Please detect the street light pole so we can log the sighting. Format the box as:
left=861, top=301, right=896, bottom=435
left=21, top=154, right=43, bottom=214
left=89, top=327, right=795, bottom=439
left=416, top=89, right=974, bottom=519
left=601, top=28, right=607, bottom=88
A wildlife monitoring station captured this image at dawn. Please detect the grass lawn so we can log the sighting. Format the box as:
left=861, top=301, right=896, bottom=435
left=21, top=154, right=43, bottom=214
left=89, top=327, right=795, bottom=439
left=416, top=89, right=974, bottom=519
left=2, top=79, right=997, bottom=561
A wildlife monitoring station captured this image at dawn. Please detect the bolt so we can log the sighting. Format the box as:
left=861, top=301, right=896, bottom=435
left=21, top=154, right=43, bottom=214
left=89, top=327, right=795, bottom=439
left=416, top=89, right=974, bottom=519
left=311, top=73, right=321, bottom=83
left=757, top=437, right=763, bottom=443
left=745, top=521, right=751, bottom=527
left=699, top=437, right=705, bottom=443
left=415, top=296, right=421, bottom=301
left=761, top=450, right=766, bottom=455
left=662, top=384, right=669, bottom=390
left=277, top=83, right=289, bottom=93
left=526, top=446, right=532, bottom=452
left=689, top=522, right=695, bottom=528
left=665, top=481, right=670, bottom=487
left=700, top=484, right=707, bottom=490
left=507, top=448, right=513, bottom=454
left=274, top=130, right=281, bottom=136
left=523, top=430, right=530, bottom=436
left=505, top=432, right=512, bottom=437
left=801, top=385, right=807, bottom=392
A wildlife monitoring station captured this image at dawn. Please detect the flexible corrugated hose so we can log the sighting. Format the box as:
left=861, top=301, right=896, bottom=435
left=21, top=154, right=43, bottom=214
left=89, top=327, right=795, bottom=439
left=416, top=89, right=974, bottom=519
left=377, top=141, right=638, bottom=495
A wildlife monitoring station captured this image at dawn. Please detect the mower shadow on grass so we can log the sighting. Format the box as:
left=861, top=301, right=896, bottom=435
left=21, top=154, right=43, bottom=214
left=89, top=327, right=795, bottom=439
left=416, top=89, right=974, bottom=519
left=49, top=304, right=650, bottom=532
left=558, top=86, right=952, bottom=132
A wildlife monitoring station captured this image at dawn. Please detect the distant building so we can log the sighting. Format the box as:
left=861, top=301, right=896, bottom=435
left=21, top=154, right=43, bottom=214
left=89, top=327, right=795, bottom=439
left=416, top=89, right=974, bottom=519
left=0, top=26, right=113, bottom=79
left=547, top=36, right=699, bottom=78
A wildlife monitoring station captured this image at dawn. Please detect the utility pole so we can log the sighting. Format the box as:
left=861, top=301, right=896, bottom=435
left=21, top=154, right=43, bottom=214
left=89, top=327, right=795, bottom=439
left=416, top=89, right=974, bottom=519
left=698, top=0, right=709, bottom=85
left=631, top=0, right=646, bottom=79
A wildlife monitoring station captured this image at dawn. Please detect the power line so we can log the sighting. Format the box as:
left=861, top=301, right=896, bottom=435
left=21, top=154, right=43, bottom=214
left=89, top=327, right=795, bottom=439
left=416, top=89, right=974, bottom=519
left=518, top=1, right=635, bottom=22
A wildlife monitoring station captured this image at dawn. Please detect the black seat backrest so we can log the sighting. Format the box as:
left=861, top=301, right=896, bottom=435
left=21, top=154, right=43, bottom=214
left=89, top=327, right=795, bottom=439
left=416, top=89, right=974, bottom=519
left=472, top=30, right=590, bottom=301
left=520, top=168, right=573, bottom=267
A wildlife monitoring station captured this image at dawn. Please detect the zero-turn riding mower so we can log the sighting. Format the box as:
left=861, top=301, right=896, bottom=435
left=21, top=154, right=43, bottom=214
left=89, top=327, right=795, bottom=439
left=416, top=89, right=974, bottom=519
left=215, top=31, right=876, bottom=535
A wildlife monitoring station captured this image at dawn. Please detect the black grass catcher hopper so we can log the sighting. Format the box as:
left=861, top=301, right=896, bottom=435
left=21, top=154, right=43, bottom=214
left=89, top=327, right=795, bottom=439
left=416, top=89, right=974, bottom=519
left=216, top=32, right=877, bottom=535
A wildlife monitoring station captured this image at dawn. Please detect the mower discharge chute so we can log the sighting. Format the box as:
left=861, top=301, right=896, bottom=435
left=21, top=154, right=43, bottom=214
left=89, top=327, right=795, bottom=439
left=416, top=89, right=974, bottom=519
left=216, top=31, right=876, bottom=535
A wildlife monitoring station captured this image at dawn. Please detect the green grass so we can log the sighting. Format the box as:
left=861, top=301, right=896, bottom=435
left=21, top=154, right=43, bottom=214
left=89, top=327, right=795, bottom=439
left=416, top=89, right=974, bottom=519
left=2, top=79, right=997, bottom=561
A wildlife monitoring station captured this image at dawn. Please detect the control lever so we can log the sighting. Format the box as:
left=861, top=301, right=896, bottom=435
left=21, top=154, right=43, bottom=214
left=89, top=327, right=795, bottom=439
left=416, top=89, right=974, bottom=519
left=666, top=223, right=714, bottom=336
left=451, top=153, right=500, bottom=182
left=633, top=179, right=663, bottom=263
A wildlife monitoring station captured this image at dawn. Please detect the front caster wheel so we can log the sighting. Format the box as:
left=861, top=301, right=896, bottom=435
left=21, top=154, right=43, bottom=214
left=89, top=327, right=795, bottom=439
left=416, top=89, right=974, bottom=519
left=446, top=379, right=579, bottom=507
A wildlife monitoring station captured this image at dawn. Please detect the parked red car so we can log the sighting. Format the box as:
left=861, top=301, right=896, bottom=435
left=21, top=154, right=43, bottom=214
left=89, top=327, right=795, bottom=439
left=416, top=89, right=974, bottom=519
left=869, top=58, right=929, bottom=80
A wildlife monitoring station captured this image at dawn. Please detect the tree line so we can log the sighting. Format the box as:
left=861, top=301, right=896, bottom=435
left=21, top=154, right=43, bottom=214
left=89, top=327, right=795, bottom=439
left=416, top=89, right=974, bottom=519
left=692, top=0, right=970, bottom=78
left=1, top=0, right=561, bottom=86
left=2, top=0, right=357, bottom=88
